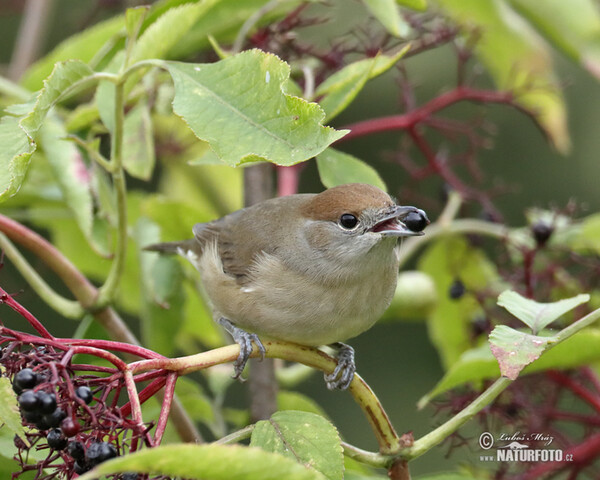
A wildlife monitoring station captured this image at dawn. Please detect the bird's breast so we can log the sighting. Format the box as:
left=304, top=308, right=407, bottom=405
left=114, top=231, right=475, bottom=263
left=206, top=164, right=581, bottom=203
left=197, top=241, right=399, bottom=346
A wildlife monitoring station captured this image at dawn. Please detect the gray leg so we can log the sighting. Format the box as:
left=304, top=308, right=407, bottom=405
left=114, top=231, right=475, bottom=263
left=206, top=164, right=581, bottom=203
left=324, top=342, right=356, bottom=390
left=218, top=317, right=265, bottom=380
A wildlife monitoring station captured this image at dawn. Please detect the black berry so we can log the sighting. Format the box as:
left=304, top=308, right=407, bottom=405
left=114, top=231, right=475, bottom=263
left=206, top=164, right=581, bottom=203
left=86, top=441, right=118, bottom=466
left=532, top=221, right=553, bottom=247
left=14, top=368, right=37, bottom=390
left=67, top=441, right=85, bottom=461
left=404, top=210, right=429, bottom=233
left=18, top=390, right=39, bottom=412
left=448, top=279, right=465, bottom=300
left=42, top=407, right=66, bottom=428
left=36, top=391, right=57, bottom=414
left=60, top=416, right=80, bottom=437
left=22, top=410, right=42, bottom=425
left=73, top=461, right=89, bottom=475
left=34, top=415, right=51, bottom=431
left=75, top=386, right=93, bottom=404
left=47, top=428, right=67, bottom=450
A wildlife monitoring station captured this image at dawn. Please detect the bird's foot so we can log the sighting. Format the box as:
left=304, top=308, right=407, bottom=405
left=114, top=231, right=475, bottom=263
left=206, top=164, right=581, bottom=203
left=217, top=317, right=265, bottom=380
left=324, top=342, right=356, bottom=390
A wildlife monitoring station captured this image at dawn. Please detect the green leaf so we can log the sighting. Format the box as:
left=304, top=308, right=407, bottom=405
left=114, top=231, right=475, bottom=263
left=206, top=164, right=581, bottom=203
left=489, top=325, right=552, bottom=380
left=418, top=343, right=498, bottom=408
left=125, top=6, right=149, bottom=40
left=433, top=0, right=570, bottom=153
left=174, top=376, right=214, bottom=424
left=129, top=1, right=220, bottom=65
left=418, top=236, right=501, bottom=368
left=363, top=0, right=410, bottom=37
left=166, top=50, right=347, bottom=166
left=383, top=270, right=438, bottom=321
left=396, top=0, right=427, bottom=11
left=77, top=443, right=327, bottom=480
left=20, top=60, right=95, bottom=139
left=497, top=290, right=589, bottom=333
left=420, top=328, right=600, bottom=404
left=316, top=148, right=387, bottom=191
left=134, top=217, right=185, bottom=356
left=20, top=15, right=124, bottom=91
left=38, top=120, right=106, bottom=253
left=0, top=370, right=27, bottom=444
left=2, top=61, right=96, bottom=204
left=165, top=0, right=305, bottom=60
left=315, top=47, right=409, bottom=121
left=122, top=100, right=156, bottom=180
left=0, top=116, right=34, bottom=203
left=251, top=411, right=343, bottom=480
left=508, top=0, right=600, bottom=80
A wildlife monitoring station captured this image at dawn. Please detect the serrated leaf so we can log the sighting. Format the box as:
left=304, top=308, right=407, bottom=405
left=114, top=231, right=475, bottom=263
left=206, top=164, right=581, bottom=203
left=2, top=61, right=96, bottom=203
left=363, top=0, right=410, bottom=37
left=316, top=148, right=386, bottom=191
left=0, top=116, right=34, bottom=202
left=166, top=50, right=347, bottom=167
left=123, top=100, right=155, bottom=180
left=508, top=0, right=600, bottom=80
left=251, top=411, right=343, bottom=480
left=497, top=290, right=589, bottom=333
left=489, top=325, right=552, bottom=380
left=0, top=372, right=27, bottom=444
left=420, top=328, right=600, bottom=405
left=315, top=47, right=409, bottom=121
left=77, top=443, right=327, bottom=480
left=433, top=0, right=570, bottom=152
left=129, top=1, right=220, bottom=65
left=166, top=0, right=304, bottom=59
left=397, top=0, right=427, bottom=11
left=20, top=60, right=95, bottom=139
left=20, top=15, right=124, bottom=91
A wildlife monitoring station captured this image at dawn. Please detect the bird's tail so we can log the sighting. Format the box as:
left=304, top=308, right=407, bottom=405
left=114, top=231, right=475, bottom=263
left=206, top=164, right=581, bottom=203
left=143, top=239, right=198, bottom=255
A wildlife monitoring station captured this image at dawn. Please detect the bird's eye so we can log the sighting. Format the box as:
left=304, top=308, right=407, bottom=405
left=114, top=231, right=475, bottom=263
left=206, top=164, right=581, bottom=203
left=339, top=213, right=358, bottom=229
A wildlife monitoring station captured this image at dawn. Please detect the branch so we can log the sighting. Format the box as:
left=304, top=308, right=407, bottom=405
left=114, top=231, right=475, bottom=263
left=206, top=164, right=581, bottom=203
left=337, top=87, right=516, bottom=142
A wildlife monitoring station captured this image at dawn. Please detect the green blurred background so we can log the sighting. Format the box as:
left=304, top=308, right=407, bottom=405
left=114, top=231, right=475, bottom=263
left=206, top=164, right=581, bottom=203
left=1, top=0, right=599, bottom=477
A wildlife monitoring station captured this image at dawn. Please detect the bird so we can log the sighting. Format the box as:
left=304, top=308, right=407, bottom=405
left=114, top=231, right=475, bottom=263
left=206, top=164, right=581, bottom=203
left=145, top=183, right=429, bottom=390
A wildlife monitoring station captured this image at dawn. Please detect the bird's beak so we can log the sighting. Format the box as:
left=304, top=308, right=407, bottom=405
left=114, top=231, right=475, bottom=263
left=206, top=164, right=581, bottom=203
left=370, top=206, right=429, bottom=237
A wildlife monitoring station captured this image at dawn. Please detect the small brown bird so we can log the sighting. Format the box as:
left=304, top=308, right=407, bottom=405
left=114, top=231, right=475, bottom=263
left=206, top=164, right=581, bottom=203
left=145, top=183, right=428, bottom=389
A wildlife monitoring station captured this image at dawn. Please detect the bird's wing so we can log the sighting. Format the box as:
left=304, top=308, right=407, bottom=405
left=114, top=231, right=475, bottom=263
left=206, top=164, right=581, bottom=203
left=193, top=211, right=260, bottom=286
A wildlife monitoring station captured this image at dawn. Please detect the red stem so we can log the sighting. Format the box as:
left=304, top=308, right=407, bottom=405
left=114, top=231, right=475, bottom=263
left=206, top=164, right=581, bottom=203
left=0, top=214, right=97, bottom=305
left=121, top=376, right=167, bottom=418
left=0, top=286, right=53, bottom=339
left=337, top=87, right=515, bottom=142
left=60, top=338, right=165, bottom=360
left=154, top=373, right=178, bottom=445
left=547, top=370, right=600, bottom=413
left=277, top=163, right=303, bottom=196
left=522, top=432, right=600, bottom=479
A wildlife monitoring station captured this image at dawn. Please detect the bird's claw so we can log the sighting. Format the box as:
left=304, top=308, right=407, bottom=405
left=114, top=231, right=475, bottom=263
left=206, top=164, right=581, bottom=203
left=324, top=343, right=356, bottom=390
left=218, top=317, right=265, bottom=380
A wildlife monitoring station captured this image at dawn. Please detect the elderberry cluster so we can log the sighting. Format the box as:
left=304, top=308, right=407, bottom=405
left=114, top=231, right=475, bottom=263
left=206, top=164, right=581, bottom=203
left=1, top=341, right=151, bottom=480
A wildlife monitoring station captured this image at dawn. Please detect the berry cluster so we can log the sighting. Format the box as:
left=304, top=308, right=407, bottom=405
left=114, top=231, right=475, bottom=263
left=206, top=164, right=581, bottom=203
left=2, top=341, right=153, bottom=480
